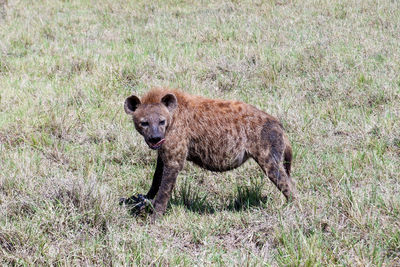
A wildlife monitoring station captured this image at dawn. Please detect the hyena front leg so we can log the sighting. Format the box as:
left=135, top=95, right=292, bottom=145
left=150, top=147, right=187, bottom=222
left=149, top=164, right=182, bottom=222
left=145, top=154, right=164, bottom=199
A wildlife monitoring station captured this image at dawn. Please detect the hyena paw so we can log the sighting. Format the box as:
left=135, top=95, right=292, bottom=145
left=119, top=194, right=153, bottom=216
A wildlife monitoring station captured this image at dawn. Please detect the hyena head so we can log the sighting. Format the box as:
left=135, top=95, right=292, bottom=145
left=124, top=93, right=177, bottom=150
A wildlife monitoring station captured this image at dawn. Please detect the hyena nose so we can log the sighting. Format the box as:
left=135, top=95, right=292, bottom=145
left=149, top=137, right=161, bottom=144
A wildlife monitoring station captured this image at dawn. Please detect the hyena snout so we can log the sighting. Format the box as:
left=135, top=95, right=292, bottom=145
left=149, top=136, right=162, bottom=144
left=145, top=130, right=165, bottom=150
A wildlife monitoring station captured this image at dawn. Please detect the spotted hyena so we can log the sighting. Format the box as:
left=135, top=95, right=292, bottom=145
left=122, top=88, right=296, bottom=221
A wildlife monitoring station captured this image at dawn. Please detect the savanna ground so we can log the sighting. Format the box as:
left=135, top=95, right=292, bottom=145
left=0, top=0, right=399, bottom=265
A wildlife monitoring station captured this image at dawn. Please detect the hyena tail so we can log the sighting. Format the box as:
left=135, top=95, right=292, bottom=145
left=283, top=145, right=292, bottom=176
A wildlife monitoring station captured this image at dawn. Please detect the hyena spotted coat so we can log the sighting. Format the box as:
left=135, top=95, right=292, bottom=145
left=123, top=88, right=296, bottom=221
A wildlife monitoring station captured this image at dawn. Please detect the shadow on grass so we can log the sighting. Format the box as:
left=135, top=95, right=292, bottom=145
left=169, top=180, right=215, bottom=214
left=169, top=178, right=270, bottom=214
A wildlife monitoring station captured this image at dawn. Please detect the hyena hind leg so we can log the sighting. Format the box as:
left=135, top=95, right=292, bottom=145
left=255, top=156, right=297, bottom=201
left=256, top=121, right=297, bottom=201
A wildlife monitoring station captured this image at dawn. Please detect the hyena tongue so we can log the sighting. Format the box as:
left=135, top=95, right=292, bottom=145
left=153, top=139, right=165, bottom=147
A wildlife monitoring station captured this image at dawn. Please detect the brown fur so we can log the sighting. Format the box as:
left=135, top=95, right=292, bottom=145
left=124, top=88, right=297, bottom=221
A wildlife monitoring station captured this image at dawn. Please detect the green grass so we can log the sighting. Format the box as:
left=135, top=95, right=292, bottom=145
left=1, top=0, right=399, bottom=265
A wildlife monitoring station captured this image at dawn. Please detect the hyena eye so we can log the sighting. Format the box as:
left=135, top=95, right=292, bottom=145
left=159, top=120, right=166, bottom=126
left=140, top=121, right=149, bottom=127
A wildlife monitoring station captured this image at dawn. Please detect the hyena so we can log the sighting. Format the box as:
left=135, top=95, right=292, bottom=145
left=122, top=88, right=297, bottom=221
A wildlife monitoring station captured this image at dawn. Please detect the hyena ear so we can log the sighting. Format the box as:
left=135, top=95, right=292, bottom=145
left=161, top=93, right=178, bottom=112
left=124, top=95, right=141, bottom=115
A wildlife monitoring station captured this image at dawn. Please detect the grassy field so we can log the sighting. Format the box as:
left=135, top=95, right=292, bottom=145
left=1, top=0, right=399, bottom=265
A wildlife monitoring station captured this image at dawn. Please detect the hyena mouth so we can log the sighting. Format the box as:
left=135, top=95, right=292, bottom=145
left=148, top=139, right=165, bottom=150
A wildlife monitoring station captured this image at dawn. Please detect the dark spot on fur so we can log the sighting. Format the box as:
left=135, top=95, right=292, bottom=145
left=218, top=102, right=227, bottom=108
left=235, top=124, right=241, bottom=133
left=267, top=166, right=281, bottom=184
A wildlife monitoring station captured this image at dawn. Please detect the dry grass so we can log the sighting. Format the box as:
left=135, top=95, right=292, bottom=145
left=1, top=0, right=399, bottom=265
